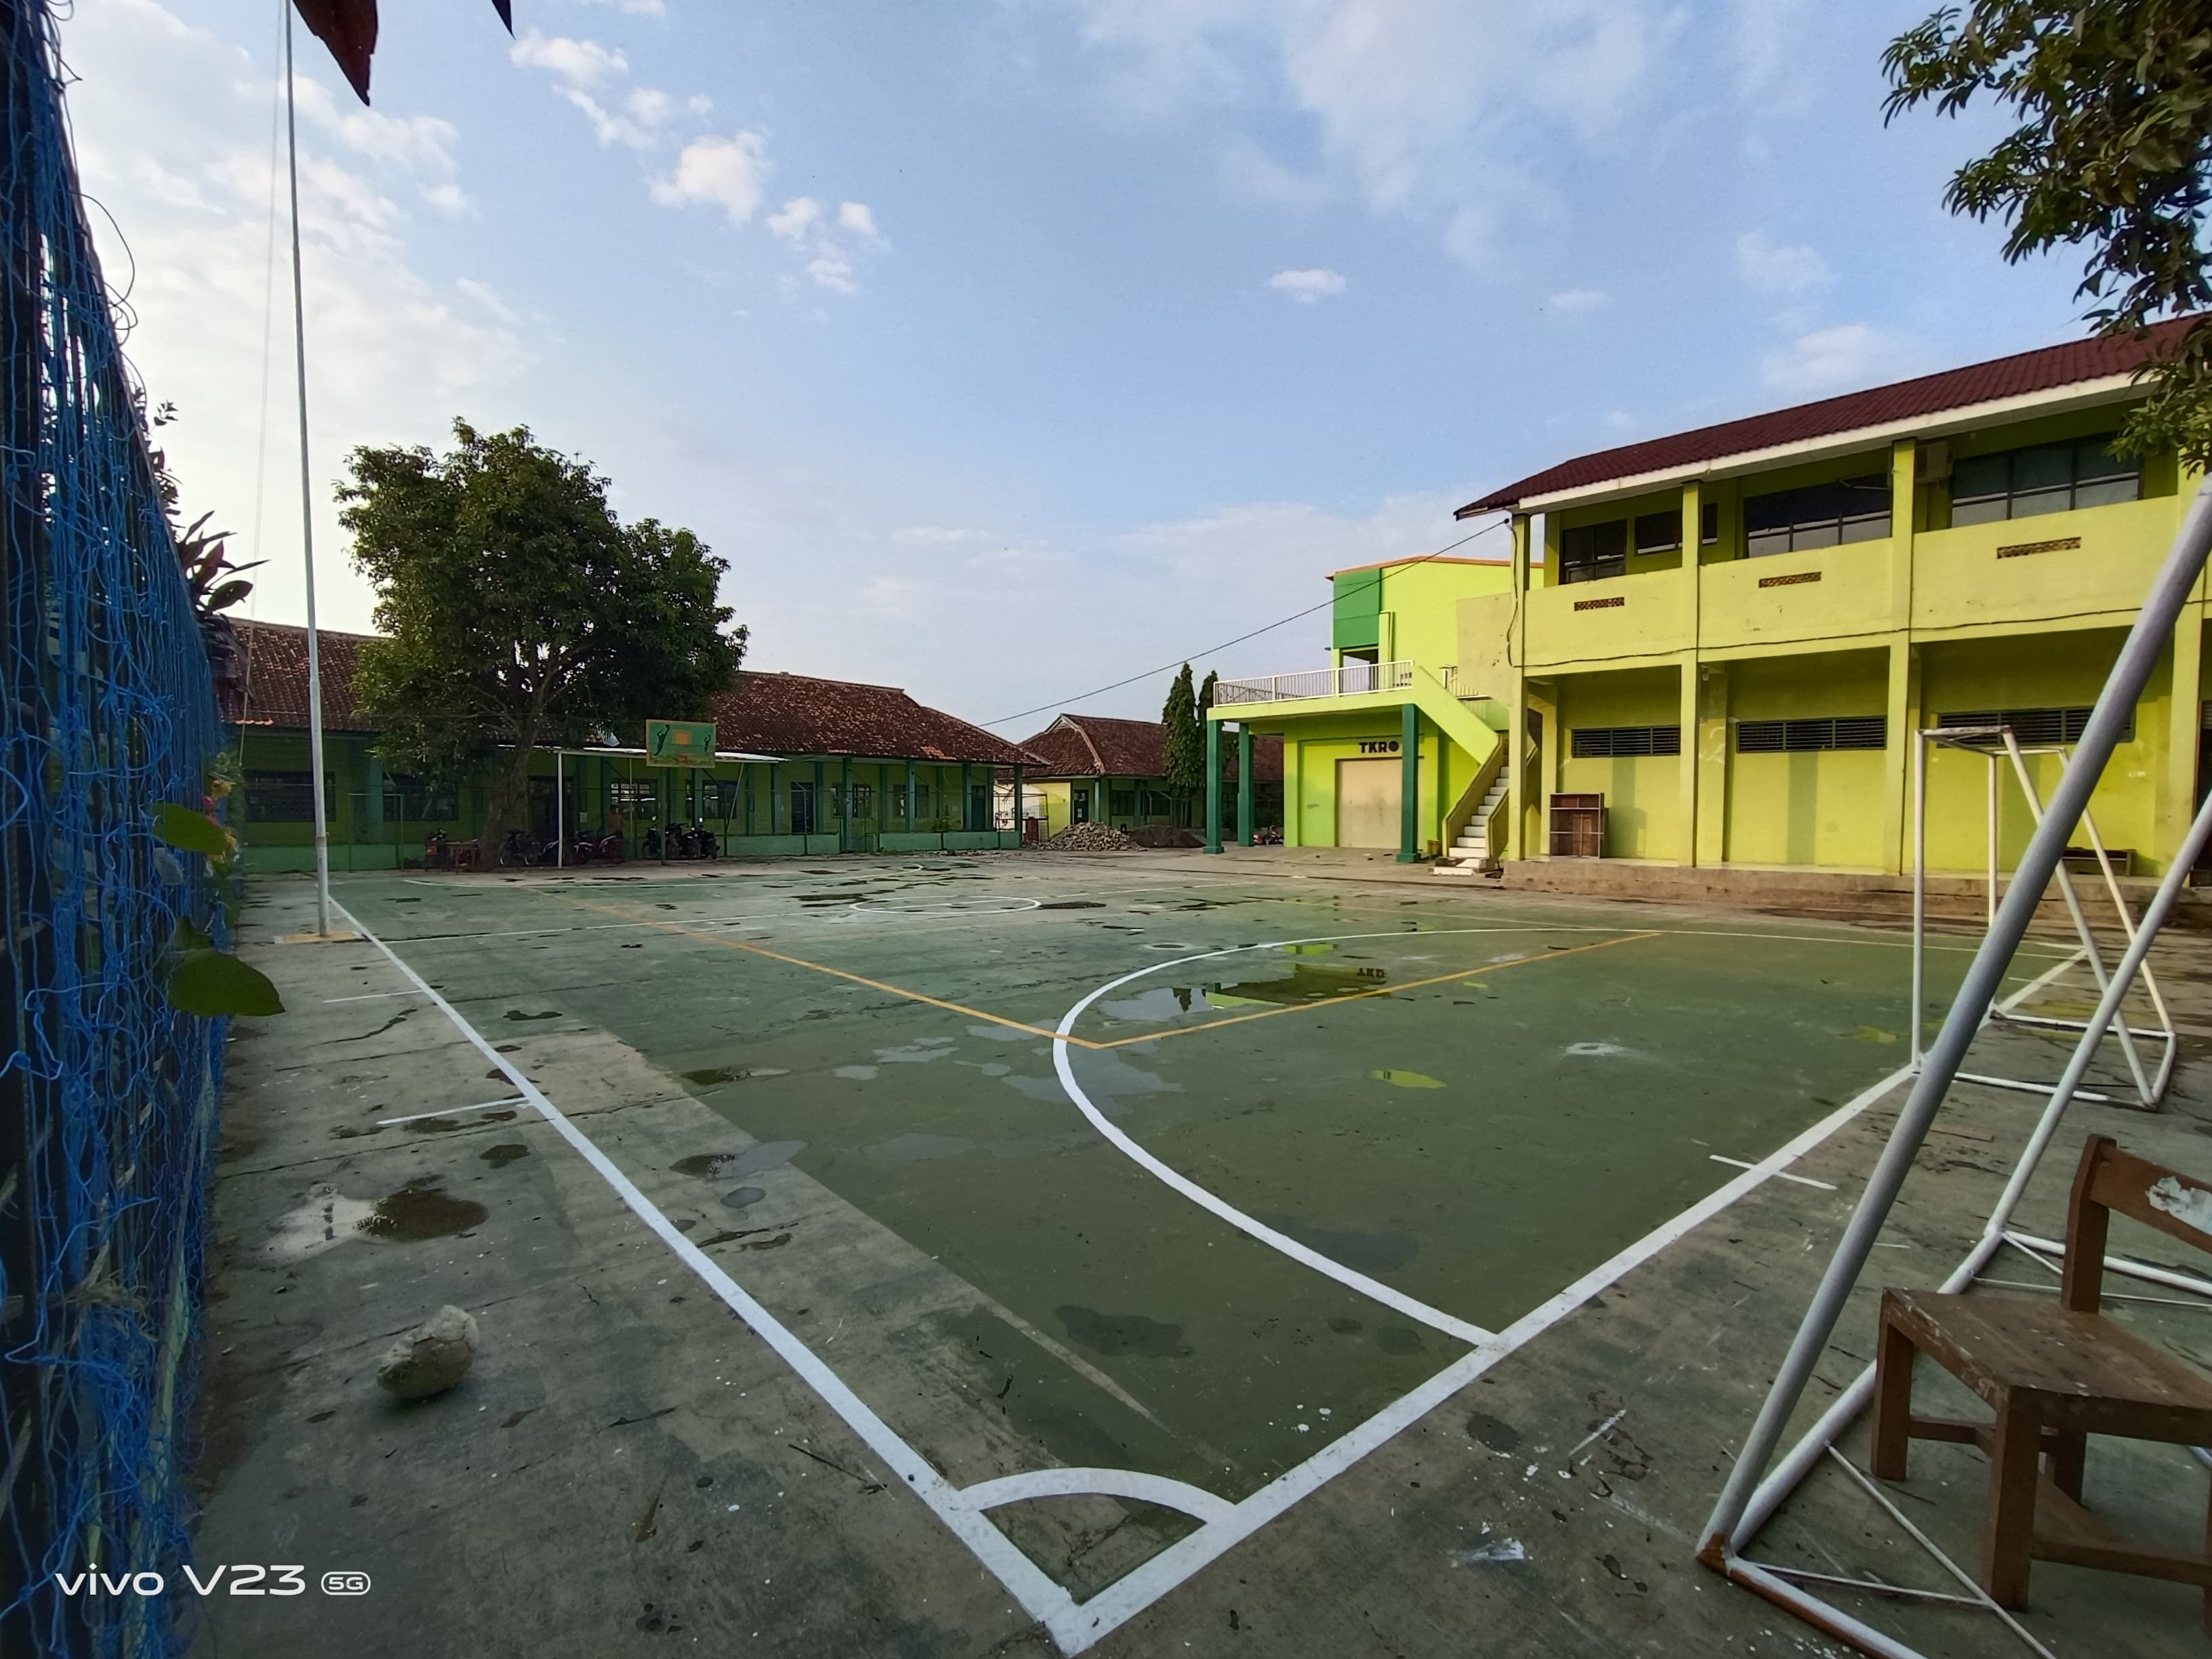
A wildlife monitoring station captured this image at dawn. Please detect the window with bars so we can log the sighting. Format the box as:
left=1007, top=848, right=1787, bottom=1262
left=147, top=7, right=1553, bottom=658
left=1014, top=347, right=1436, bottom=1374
left=1558, top=519, right=1626, bottom=584
left=1949, top=435, right=2137, bottom=526
left=1744, top=474, right=1891, bottom=556
left=1110, top=788, right=1138, bottom=816
left=382, top=773, right=457, bottom=821
left=1570, top=724, right=1681, bottom=758
left=245, top=770, right=331, bottom=821
left=1736, top=716, right=1887, bottom=753
left=1935, top=706, right=2133, bottom=745
left=608, top=778, right=659, bottom=815
left=789, top=781, right=817, bottom=834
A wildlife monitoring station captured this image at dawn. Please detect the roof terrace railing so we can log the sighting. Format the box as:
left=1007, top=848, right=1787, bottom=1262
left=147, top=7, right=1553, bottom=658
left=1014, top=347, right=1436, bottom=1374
left=1212, top=659, right=1415, bottom=705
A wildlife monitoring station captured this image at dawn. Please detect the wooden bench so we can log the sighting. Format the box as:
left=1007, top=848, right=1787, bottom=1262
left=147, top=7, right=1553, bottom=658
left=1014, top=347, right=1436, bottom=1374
left=1871, top=1134, right=2212, bottom=1620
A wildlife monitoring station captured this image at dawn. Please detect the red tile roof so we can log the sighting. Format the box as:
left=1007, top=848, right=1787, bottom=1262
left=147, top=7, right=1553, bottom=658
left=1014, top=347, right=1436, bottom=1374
left=1013, top=714, right=1284, bottom=781
left=228, top=622, right=1038, bottom=764
left=1456, top=320, right=2193, bottom=516
left=712, top=672, right=1040, bottom=766
left=231, top=620, right=375, bottom=731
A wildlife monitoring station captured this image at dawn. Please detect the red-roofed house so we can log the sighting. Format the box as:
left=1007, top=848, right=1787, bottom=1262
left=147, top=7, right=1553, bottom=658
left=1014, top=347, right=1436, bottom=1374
left=226, top=621, right=1043, bottom=869
left=1008, top=713, right=1284, bottom=836
left=1209, top=325, right=2207, bottom=880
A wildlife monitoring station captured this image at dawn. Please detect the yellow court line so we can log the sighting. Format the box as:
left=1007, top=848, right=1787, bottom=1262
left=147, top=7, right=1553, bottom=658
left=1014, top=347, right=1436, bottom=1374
left=533, top=886, right=1662, bottom=1054
left=537, top=888, right=1097, bottom=1047
left=1084, top=929, right=1665, bottom=1048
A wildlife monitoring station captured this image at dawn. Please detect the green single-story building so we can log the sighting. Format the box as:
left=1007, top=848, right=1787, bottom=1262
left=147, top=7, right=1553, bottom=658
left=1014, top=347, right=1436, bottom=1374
left=1002, top=713, right=1284, bottom=838
left=228, top=621, right=1042, bottom=872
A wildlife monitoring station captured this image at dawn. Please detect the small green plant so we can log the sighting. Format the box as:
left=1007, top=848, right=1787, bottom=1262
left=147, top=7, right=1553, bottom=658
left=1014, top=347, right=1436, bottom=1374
left=149, top=766, right=283, bottom=1018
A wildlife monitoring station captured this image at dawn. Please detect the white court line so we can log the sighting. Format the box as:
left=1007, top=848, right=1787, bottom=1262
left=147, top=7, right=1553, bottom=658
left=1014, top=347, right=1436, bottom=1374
left=321, top=988, right=432, bottom=1004
left=327, top=901, right=1083, bottom=1643
left=1711, top=1154, right=1835, bottom=1191
left=961, top=1468, right=1237, bottom=1527
left=1048, top=1059, right=1917, bottom=1652
left=375, top=1097, right=525, bottom=1127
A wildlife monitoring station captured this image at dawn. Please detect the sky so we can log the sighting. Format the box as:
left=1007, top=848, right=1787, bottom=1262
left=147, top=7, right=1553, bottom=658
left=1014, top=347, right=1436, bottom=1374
left=64, top=0, right=2090, bottom=733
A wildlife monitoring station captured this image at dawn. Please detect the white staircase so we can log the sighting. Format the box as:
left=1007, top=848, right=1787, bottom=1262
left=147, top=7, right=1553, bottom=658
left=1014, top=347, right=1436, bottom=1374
left=1437, top=767, right=1510, bottom=875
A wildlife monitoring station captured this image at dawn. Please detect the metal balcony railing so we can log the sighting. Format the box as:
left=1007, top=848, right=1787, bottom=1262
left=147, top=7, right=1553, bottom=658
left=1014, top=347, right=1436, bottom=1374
left=1212, top=659, right=1415, bottom=705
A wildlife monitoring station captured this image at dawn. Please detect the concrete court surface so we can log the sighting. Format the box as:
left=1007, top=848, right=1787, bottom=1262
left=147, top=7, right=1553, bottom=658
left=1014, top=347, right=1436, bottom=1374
left=184, top=849, right=2212, bottom=1658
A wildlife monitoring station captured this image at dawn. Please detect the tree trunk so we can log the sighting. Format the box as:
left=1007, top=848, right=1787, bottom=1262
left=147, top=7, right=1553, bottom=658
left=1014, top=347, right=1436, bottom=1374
left=478, top=697, right=549, bottom=851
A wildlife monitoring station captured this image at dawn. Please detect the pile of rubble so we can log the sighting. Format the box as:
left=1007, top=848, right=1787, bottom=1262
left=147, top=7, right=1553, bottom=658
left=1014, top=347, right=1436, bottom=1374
left=1042, top=822, right=1143, bottom=852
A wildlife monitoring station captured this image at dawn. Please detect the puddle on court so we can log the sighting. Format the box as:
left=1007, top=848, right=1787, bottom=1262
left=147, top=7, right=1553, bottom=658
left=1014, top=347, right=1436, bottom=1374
left=1103, top=964, right=1389, bottom=1022
left=1056, top=1305, right=1192, bottom=1359
left=1254, top=1214, right=1420, bottom=1275
left=360, top=1184, right=489, bottom=1241
left=479, top=1143, right=531, bottom=1168
left=503, top=1008, right=560, bottom=1022
left=672, top=1141, right=806, bottom=1181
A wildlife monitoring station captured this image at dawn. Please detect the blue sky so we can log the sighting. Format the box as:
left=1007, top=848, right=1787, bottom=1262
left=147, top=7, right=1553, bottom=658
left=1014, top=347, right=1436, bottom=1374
left=68, top=1, right=2087, bottom=731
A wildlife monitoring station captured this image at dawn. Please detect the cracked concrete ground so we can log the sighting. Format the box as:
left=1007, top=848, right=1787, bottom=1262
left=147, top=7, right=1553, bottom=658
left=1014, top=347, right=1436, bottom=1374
left=184, top=853, right=2212, bottom=1657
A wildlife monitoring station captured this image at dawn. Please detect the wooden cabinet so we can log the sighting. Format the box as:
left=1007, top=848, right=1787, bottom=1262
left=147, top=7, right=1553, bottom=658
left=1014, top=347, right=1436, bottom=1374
left=1549, top=792, right=1604, bottom=859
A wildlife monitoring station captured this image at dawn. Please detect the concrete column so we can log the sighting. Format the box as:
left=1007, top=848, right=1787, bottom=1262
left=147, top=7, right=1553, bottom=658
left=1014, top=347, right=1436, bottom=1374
left=1881, top=639, right=1919, bottom=875
left=1012, top=765, right=1024, bottom=844
left=1507, top=513, right=1532, bottom=861
left=1397, top=701, right=1420, bottom=863
left=1696, top=663, right=1730, bottom=866
left=1236, top=727, right=1254, bottom=846
left=905, top=758, right=916, bottom=832
left=1677, top=653, right=1699, bottom=866
left=839, top=755, right=853, bottom=852
left=363, top=746, right=384, bottom=849
left=1204, top=718, right=1223, bottom=853
left=2164, top=609, right=2204, bottom=873
left=960, top=762, right=973, bottom=833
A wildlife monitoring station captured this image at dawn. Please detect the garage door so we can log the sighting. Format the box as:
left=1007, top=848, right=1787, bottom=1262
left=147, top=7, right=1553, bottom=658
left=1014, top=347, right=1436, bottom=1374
left=1335, top=757, right=1400, bottom=849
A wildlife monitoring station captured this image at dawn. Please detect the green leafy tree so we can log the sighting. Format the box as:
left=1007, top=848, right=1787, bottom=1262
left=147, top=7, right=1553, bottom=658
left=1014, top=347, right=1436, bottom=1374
left=1883, top=3, right=2212, bottom=463
left=1161, top=663, right=1202, bottom=821
left=341, top=420, right=746, bottom=848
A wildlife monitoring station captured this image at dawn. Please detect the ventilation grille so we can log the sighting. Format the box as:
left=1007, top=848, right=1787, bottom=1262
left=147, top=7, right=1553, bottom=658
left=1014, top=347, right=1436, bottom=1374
left=1571, top=724, right=1682, bottom=758
left=1736, top=716, right=1887, bottom=754
left=1936, top=706, right=2129, bottom=745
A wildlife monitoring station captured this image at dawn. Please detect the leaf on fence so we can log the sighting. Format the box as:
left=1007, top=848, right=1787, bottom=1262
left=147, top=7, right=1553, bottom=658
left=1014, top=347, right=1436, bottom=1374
left=167, top=949, right=283, bottom=1018
left=150, top=802, right=227, bottom=856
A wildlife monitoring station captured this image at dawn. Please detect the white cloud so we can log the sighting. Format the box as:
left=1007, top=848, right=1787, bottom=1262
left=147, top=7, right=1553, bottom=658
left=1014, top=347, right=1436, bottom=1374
left=1547, top=287, right=1607, bottom=313
left=1072, top=1, right=1668, bottom=262
left=1267, top=266, right=1346, bottom=302
left=768, top=196, right=820, bottom=241
left=805, top=249, right=857, bottom=295
left=837, top=201, right=882, bottom=241
left=651, top=131, right=770, bottom=224
left=1736, top=229, right=1830, bottom=294
left=510, top=30, right=628, bottom=85
left=58, top=0, right=527, bottom=636
left=576, top=0, right=668, bottom=14
left=1760, top=323, right=1903, bottom=394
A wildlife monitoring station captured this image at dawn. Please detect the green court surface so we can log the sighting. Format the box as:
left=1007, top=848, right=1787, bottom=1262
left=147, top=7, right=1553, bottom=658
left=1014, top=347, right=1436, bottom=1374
left=325, top=855, right=2078, bottom=1535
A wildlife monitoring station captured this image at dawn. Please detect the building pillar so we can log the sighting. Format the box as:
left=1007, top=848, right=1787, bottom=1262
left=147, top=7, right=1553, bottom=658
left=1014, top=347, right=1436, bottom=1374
left=769, top=762, right=780, bottom=834
left=1507, top=513, right=1532, bottom=861
left=363, top=746, right=384, bottom=850
left=2165, top=607, right=2204, bottom=873
left=1204, top=718, right=1223, bottom=853
left=1677, top=653, right=1698, bottom=866
left=1882, top=638, right=1919, bottom=875
left=904, top=758, right=916, bottom=832
left=1012, top=764, right=1024, bottom=843
left=960, top=762, right=972, bottom=833
left=838, top=755, right=852, bottom=852
left=1696, top=663, right=1729, bottom=866
left=1397, top=701, right=1420, bottom=863
left=1237, top=726, right=1254, bottom=846
left=813, top=759, right=825, bottom=842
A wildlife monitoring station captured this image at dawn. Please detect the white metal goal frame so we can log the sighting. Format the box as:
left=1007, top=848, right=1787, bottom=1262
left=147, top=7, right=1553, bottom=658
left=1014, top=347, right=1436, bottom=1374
left=1699, top=479, right=2212, bottom=1659
left=1910, top=724, right=2177, bottom=1110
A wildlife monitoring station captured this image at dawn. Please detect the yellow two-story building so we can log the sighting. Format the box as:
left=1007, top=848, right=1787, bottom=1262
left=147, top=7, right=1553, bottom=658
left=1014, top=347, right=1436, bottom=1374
left=1210, top=323, right=2207, bottom=882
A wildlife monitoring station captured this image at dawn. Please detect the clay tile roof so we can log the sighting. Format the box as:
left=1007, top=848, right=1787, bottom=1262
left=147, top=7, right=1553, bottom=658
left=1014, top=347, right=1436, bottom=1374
left=1017, top=715, right=1168, bottom=778
left=231, top=619, right=375, bottom=731
left=712, top=672, right=1041, bottom=765
left=1456, top=320, right=2195, bottom=517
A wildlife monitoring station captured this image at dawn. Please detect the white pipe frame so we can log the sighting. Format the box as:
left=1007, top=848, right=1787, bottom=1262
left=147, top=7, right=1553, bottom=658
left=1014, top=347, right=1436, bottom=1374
left=1700, top=478, right=2212, bottom=1656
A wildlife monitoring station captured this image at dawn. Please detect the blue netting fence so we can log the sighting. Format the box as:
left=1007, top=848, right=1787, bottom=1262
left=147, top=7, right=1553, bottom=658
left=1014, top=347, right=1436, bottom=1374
left=1, top=2, right=230, bottom=1654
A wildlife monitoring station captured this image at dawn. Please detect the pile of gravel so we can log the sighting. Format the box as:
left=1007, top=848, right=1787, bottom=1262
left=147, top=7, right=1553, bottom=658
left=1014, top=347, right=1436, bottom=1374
left=1042, top=822, right=1143, bottom=852
left=1128, top=823, right=1204, bottom=848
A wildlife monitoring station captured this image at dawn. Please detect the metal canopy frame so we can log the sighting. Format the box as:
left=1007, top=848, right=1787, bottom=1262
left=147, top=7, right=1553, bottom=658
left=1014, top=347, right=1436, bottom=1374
left=1910, top=724, right=2177, bottom=1111
left=1700, top=479, right=2212, bottom=1658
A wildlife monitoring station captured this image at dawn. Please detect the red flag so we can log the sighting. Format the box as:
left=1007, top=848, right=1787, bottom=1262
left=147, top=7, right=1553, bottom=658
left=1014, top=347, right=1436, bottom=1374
left=292, top=1, right=515, bottom=105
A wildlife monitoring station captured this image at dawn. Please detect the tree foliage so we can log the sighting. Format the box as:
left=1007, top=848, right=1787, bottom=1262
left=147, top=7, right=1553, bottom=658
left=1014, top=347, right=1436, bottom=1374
left=1883, top=2, right=2212, bottom=463
left=1161, top=663, right=1202, bottom=800
left=341, top=420, right=746, bottom=845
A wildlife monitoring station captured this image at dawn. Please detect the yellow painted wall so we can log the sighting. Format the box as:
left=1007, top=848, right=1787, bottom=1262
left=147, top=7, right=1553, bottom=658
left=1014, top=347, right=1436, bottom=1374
left=1555, top=668, right=1682, bottom=859
left=1721, top=650, right=1889, bottom=869
left=1263, top=711, right=1436, bottom=849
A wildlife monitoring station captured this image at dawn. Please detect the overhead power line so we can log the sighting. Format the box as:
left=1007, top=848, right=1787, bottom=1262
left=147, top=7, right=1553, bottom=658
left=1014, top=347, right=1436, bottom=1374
left=981, top=514, right=1509, bottom=729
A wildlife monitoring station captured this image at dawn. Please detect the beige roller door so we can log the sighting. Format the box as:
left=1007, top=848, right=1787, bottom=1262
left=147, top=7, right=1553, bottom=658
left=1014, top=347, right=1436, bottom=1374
left=1335, top=758, right=1400, bottom=848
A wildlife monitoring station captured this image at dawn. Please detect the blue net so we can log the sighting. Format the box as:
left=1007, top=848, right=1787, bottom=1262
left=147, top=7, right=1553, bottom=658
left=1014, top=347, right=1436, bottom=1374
left=1, top=2, right=230, bottom=1653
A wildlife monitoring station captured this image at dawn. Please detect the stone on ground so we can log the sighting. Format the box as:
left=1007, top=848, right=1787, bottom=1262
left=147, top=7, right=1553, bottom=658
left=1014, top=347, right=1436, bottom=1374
left=1042, top=822, right=1142, bottom=851
left=376, top=1304, right=479, bottom=1400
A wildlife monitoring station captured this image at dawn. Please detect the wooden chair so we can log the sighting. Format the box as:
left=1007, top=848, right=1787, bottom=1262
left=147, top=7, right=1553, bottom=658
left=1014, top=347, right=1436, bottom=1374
left=1871, top=1134, right=2212, bottom=1620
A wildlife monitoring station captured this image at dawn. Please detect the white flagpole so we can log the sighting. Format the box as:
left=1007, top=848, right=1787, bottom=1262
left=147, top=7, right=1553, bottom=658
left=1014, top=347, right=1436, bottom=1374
left=283, top=2, right=332, bottom=935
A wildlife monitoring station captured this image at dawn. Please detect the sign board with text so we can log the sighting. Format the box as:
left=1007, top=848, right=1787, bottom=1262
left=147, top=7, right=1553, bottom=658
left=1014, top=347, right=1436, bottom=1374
left=644, top=720, right=715, bottom=767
